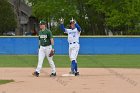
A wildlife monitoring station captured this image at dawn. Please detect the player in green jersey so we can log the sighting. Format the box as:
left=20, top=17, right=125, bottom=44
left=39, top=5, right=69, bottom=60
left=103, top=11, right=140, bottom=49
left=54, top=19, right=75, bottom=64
left=33, top=20, right=56, bottom=77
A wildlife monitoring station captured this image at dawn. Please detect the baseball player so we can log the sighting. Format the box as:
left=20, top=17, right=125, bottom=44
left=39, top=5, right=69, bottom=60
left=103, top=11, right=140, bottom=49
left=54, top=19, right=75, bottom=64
left=60, top=18, right=81, bottom=76
left=33, top=20, right=56, bottom=77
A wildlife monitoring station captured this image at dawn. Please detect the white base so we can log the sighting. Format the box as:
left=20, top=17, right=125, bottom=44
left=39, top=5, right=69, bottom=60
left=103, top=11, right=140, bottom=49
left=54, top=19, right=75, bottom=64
left=61, top=74, right=75, bottom=77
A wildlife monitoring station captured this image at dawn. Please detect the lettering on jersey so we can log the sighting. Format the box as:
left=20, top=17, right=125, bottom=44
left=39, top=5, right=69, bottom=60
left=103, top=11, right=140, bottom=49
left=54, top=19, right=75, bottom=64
left=69, top=32, right=76, bottom=37
left=69, top=32, right=76, bottom=34
left=40, top=35, right=47, bottom=38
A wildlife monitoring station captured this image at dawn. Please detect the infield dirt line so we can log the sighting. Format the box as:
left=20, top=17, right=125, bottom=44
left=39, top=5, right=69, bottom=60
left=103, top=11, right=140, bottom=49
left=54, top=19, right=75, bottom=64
left=0, top=68, right=140, bottom=93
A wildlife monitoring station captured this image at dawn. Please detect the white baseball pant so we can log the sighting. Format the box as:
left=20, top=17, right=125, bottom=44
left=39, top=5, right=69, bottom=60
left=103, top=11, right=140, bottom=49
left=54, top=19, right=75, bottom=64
left=69, top=42, right=80, bottom=61
left=36, top=45, right=56, bottom=73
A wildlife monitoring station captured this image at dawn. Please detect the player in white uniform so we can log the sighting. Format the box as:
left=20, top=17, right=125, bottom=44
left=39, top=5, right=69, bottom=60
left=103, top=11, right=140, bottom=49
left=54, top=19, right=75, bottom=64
left=60, top=18, right=81, bottom=76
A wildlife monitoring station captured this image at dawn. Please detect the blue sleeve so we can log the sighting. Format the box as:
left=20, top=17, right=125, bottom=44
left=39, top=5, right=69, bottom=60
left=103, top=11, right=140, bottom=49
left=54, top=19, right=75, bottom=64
left=75, top=23, right=81, bottom=32
left=60, top=24, right=66, bottom=32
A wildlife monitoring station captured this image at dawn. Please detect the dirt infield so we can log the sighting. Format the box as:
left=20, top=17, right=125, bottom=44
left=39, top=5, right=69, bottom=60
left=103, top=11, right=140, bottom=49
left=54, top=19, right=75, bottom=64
left=0, top=68, right=140, bottom=93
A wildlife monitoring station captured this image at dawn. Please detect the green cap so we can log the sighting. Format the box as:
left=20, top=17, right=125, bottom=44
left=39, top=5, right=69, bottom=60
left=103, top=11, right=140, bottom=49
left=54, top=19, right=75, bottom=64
left=39, top=20, right=46, bottom=25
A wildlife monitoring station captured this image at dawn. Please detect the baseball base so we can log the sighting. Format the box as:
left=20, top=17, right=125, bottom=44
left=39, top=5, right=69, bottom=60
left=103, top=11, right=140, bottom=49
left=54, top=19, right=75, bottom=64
left=61, top=74, right=75, bottom=77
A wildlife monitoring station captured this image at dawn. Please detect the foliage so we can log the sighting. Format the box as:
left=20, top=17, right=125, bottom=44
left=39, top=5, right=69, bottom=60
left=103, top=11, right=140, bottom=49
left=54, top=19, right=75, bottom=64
left=29, top=0, right=77, bottom=21
left=87, top=0, right=140, bottom=34
left=29, top=0, right=140, bottom=35
left=0, top=0, right=17, bottom=35
left=29, top=0, right=79, bottom=35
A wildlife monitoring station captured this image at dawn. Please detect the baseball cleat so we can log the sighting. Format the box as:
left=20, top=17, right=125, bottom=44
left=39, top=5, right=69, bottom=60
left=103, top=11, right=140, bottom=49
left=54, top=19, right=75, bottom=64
left=50, top=73, right=56, bottom=77
left=32, top=71, right=39, bottom=77
left=69, top=71, right=75, bottom=74
left=75, top=72, right=79, bottom=76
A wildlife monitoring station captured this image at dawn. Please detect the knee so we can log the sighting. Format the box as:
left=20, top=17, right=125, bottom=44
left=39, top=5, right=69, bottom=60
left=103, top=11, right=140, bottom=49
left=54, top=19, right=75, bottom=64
left=72, top=60, right=77, bottom=63
left=70, top=57, right=76, bottom=61
left=49, top=60, right=54, bottom=64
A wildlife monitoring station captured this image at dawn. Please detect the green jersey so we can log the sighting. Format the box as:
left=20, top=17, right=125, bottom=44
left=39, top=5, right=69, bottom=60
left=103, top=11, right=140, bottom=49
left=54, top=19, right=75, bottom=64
left=39, top=29, right=53, bottom=46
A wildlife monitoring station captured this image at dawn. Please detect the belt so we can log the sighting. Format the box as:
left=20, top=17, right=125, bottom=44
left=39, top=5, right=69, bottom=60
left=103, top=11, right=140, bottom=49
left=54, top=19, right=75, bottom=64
left=69, top=42, right=79, bottom=44
left=41, top=44, right=51, bottom=47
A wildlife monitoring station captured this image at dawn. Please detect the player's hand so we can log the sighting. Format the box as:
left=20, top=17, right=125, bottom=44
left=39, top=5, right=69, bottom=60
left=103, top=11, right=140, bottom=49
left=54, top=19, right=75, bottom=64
left=74, top=19, right=76, bottom=24
left=51, top=49, right=54, bottom=51
left=49, top=49, right=55, bottom=57
left=70, top=18, right=76, bottom=24
left=59, top=17, right=64, bottom=24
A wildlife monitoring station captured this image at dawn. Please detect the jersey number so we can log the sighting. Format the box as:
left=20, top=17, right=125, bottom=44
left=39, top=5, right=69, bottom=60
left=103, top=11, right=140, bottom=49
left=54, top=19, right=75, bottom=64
left=44, top=38, right=47, bottom=42
left=72, top=33, right=76, bottom=37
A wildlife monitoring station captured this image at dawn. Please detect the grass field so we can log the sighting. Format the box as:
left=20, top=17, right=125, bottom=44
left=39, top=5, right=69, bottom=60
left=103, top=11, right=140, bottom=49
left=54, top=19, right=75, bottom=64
left=0, top=55, right=140, bottom=68
left=0, top=80, right=14, bottom=85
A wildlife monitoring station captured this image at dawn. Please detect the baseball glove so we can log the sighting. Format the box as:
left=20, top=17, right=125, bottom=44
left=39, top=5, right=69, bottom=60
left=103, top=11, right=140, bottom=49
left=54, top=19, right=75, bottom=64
left=49, top=49, right=55, bottom=57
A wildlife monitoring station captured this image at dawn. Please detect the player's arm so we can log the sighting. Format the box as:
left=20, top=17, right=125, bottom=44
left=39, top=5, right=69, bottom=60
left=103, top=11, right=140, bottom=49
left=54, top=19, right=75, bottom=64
left=71, top=19, right=81, bottom=34
left=49, top=31, right=54, bottom=50
left=50, top=38, right=54, bottom=50
left=75, top=22, right=81, bottom=35
left=49, top=33, right=55, bottom=57
left=49, top=37, right=55, bottom=57
left=75, top=23, right=81, bottom=32
left=38, top=36, right=40, bottom=48
left=60, top=24, right=66, bottom=32
left=59, top=18, right=67, bottom=33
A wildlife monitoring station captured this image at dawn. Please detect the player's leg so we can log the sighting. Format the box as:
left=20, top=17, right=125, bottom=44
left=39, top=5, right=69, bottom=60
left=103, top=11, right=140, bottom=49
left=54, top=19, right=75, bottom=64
left=46, top=45, right=56, bottom=77
left=70, top=49, right=78, bottom=72
left=74, top=49, right=79, bottom=74
left=74, top=44, right=80, bottom=72
left=70, top=44, right=80, bottom=75
left=33, top=46, right=45, bottom=76
left=69, top=45, right=75, bottom=74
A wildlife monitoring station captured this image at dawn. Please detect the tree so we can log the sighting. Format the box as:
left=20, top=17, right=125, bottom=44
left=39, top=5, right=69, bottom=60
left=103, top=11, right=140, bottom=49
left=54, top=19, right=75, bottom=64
left=29, top=0, right=140, bottom=35
left=103, top=0, right=140, bottom=34
left=0, top=0, right=17, bottom=35
left=29, top=0, right=79, bottom=35
left=87, top=0, right=140, bottom=35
